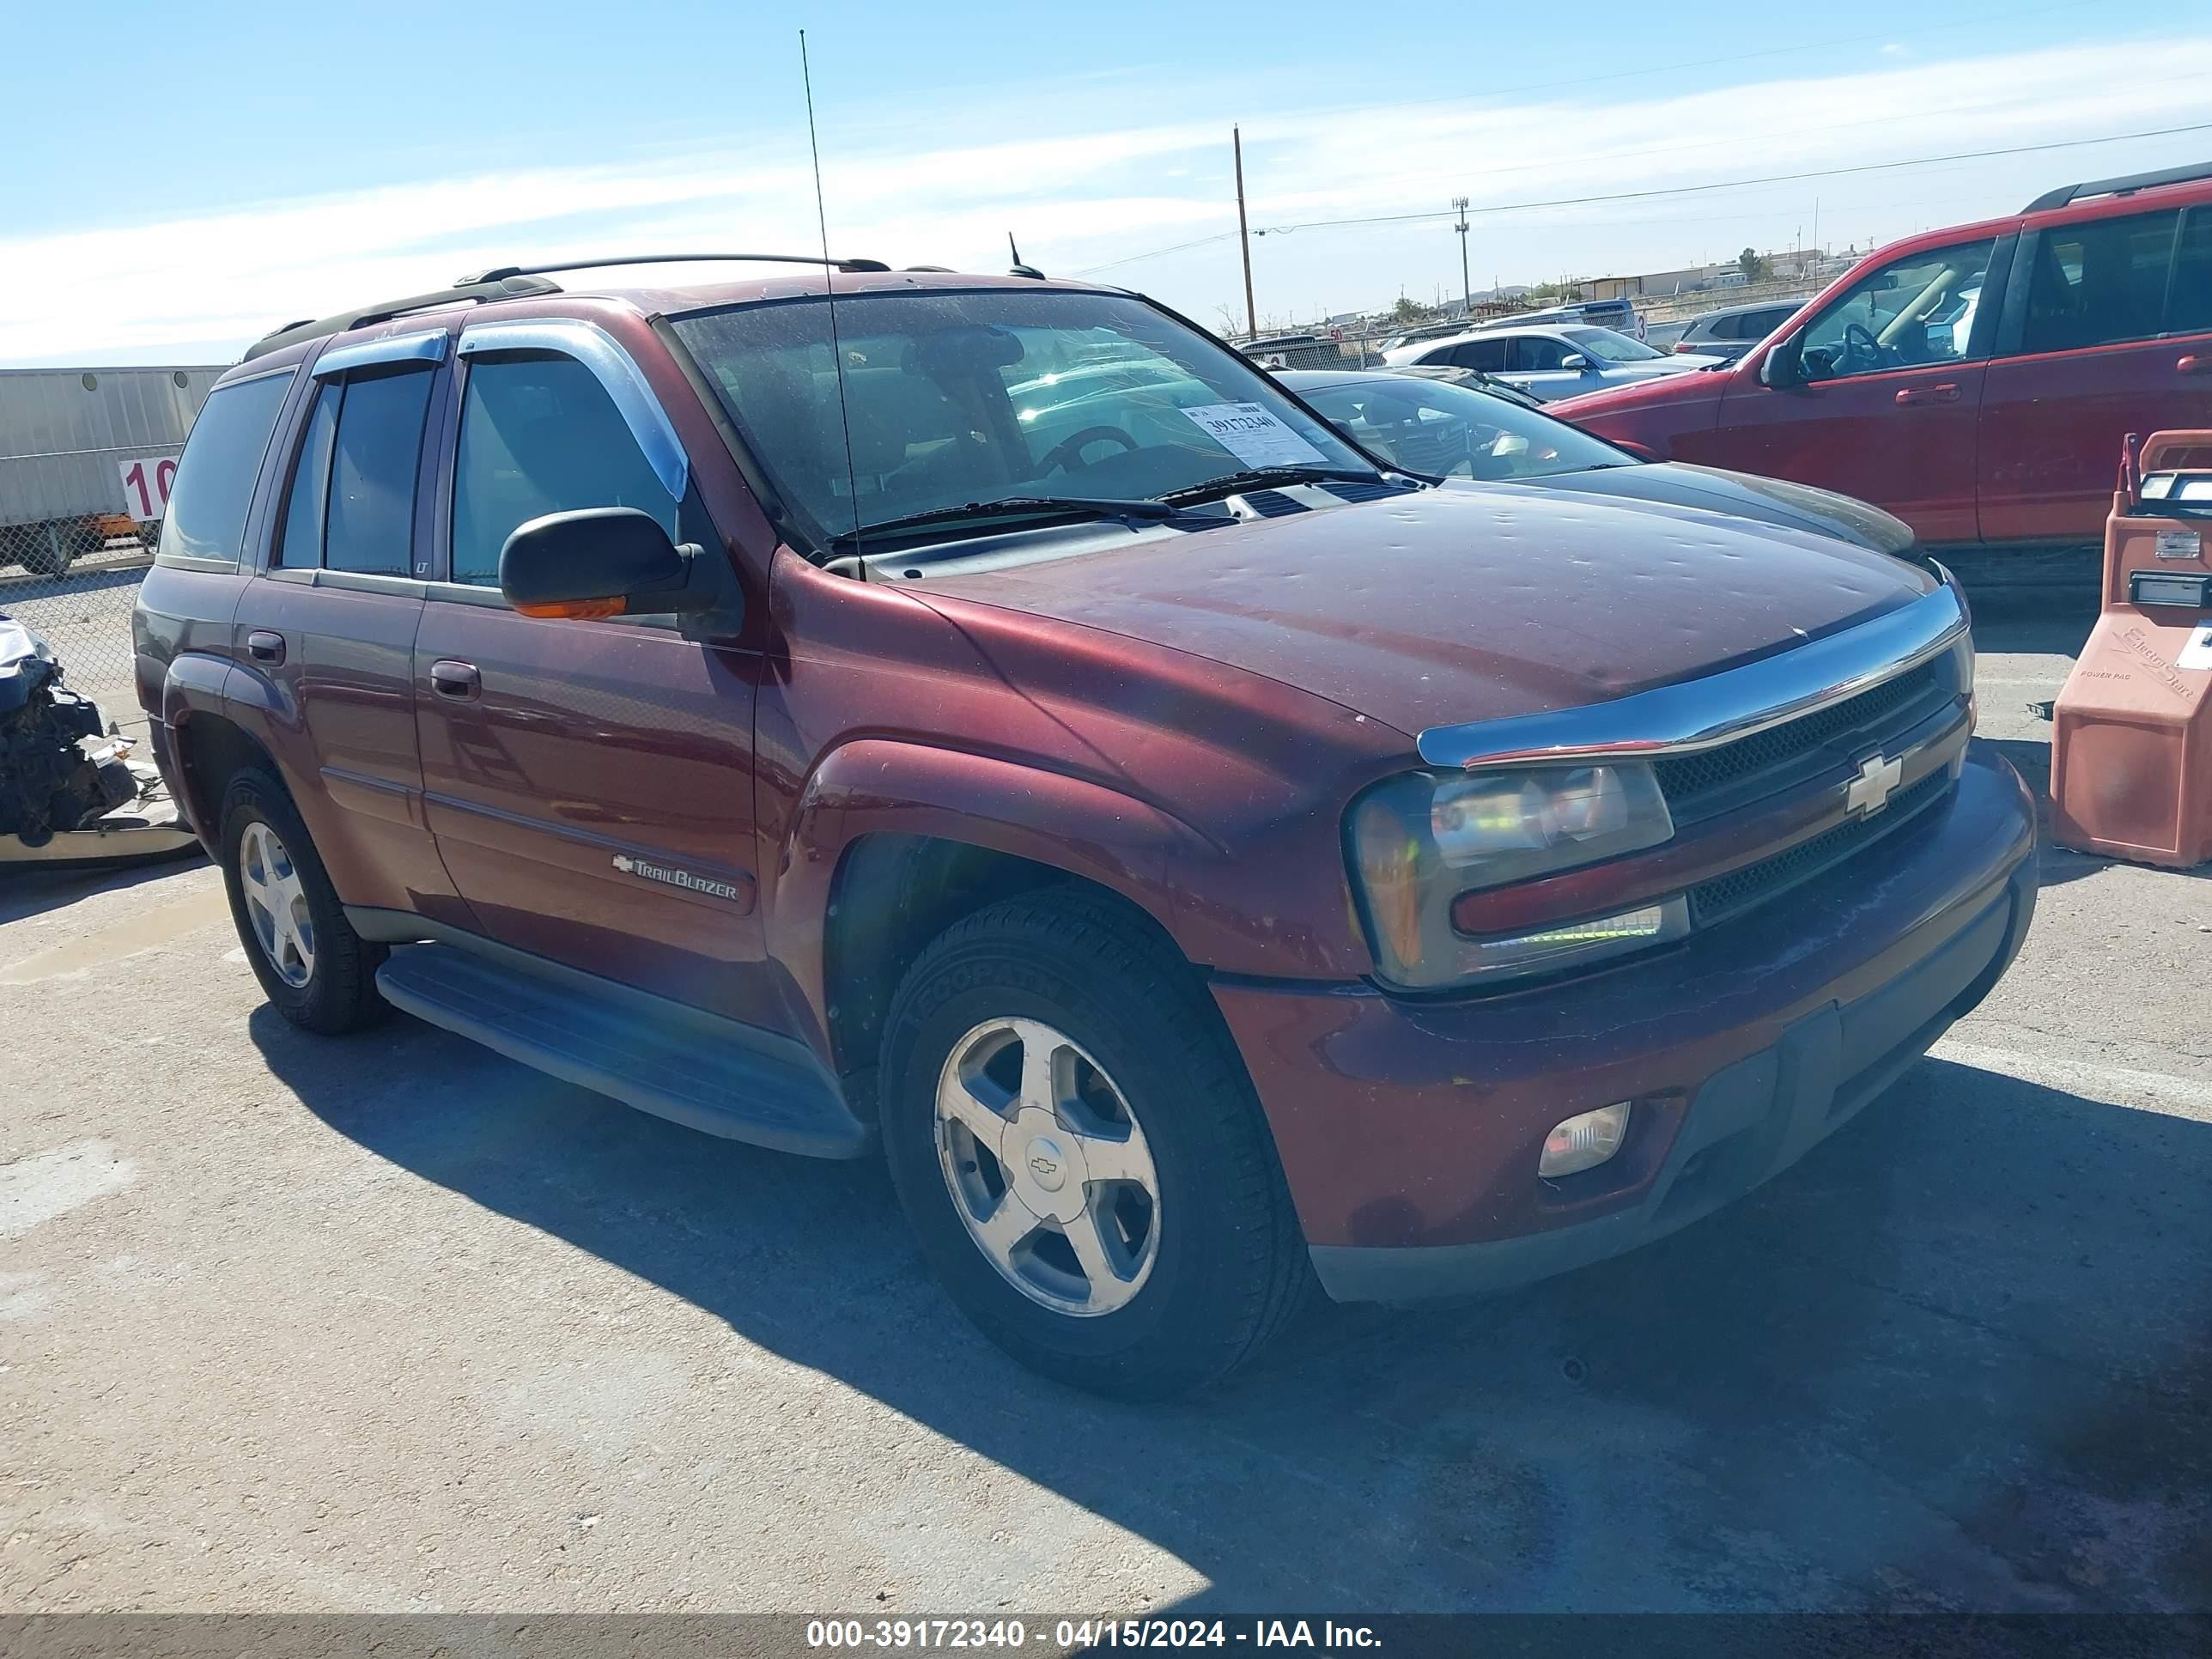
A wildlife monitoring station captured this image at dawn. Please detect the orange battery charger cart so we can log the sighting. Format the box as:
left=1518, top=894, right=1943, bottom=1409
left=2049, top=431, right=2212, bottom=868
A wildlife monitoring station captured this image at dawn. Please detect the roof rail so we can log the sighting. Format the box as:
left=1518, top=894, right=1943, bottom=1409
left=2023, top=161, right=2212, bottom=213
left=244, top=274, right=564, bottom=362
left=453, top=252, right=891, bottom=283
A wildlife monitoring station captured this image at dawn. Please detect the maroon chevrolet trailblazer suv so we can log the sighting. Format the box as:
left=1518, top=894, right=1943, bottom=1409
left=1556, top=162, right=2212, bottom=585
left=133, top=253, right=2036, bottom=1396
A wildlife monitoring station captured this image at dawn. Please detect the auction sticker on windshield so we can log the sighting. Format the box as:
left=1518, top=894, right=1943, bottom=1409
left=1180, top=403, right=1328, bottom=470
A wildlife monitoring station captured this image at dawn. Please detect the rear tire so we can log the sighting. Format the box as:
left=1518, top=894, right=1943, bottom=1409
left=880, top=891, right=1311, bottom=1398
left=218, top=769, right=388, bottom=1034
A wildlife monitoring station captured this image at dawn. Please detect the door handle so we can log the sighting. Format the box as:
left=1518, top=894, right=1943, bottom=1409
left=1894, top=383, right=1960, bottom=406
left=246, top=630, right=285, bottom=665
left=430, top=659, right=481, bottom=700
left=2179, top=355, right=2210, bottom=375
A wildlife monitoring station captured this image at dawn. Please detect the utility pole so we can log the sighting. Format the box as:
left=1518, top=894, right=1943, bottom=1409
left=1453, top=196, right=1471, bottom=317
left=1233, top=126, right=1256, bottom=342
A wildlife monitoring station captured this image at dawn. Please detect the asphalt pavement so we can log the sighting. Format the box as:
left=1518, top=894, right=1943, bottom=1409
left=1, top=609, right=2206, bottom=1615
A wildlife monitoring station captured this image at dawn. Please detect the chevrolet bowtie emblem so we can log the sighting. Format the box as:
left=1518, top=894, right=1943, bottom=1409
left=1846, top=752, right=1904, bottom=817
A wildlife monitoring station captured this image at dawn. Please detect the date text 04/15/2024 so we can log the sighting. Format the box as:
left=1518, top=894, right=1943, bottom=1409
left=804, top=1620, right=1382, bottom=1650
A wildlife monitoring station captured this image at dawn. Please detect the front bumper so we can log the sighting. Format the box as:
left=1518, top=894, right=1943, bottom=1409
left=1211, top=743, right=2038, bottom=1304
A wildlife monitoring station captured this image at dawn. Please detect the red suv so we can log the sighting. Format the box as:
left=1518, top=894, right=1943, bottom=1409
left=133, top=255, right=2036, bottom=1395
left=1555, top=163, right=2212, bottom=581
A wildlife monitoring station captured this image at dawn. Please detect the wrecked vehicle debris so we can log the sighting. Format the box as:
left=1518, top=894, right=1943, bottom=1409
left=2, top=611, right=195, bottom=865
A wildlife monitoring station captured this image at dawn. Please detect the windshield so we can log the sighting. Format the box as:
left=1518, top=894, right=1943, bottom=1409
left=1565, top=326, right=1666, bottom=362
left=1297, top=374, right=1634, bottom=480
left=671, top=289, right=1374, bottom=546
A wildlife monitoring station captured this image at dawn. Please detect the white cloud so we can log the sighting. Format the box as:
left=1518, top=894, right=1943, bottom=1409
left=1, top=33, right=2203, bottom=363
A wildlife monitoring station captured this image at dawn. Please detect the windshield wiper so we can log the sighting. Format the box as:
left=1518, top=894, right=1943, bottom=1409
left=1157, top=465, right=1382, bottom=506
left=828, top=495, right=1181, bottom=551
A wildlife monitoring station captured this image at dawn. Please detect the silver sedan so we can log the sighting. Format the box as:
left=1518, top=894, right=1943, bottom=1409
left=1382, top=323, right=1723, bottom=401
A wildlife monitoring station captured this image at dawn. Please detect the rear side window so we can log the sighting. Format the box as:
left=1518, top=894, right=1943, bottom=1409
left=1448, top=338, right=1508, bottom=372
left=2021, top=209, right=2180, bottom=355
left=277, top=367, right=434, bottom=575
left=155, top=372, right=294, bottom=565
left=450, top=353, right=678, bottom=587
left=2167, top=208, right=2212, bottom=336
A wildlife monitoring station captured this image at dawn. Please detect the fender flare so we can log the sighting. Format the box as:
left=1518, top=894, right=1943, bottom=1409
left=158, top=649, right=234, bottom=736
left=769, top=738, right=1225, bottom=1032
left=161, top=653, right=296, bottom=834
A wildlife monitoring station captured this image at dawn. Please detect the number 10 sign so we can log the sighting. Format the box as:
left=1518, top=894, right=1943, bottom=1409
left=118, top=455, right=180, bottom=520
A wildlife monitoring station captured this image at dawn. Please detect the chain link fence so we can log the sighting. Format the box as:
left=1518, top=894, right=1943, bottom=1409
left=2, top=365, right=220, bottom=736
left=2, top=516, right=159, bottom=735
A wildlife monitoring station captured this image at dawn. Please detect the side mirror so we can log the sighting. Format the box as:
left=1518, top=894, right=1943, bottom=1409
left=1559, top=354, right=1591, bottom=371
left=1759, top=333, right=1807, bottom=388
left=498, top=507, right=712, bottom=619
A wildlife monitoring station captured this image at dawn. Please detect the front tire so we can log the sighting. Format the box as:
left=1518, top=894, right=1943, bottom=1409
left=218, top=769, right=387, bottom=1034
left=880, top=892, right=1310, bottom=1398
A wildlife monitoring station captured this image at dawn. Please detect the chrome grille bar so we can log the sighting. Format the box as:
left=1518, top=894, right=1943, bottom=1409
left=1416, top=574, right=1969, bottom=771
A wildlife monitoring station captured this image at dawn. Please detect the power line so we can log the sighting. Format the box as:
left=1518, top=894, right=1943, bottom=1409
left=1073, top=119, right=2212, bottom=274
left=1252, top=120, right=2212, bottom=234
left=1075, top=229, right=1239, bottom=275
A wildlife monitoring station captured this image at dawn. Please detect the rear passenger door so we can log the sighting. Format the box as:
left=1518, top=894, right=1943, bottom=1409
left=411, top=325, right=774, bottom=1026
left=1978, top=204, right=2212, bottom=545
left=1438, top=337, right=1509, bottom=374
left=235, top=332, right=461, bottom=926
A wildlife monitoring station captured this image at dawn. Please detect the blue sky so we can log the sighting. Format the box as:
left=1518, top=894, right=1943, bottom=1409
left=3, top=1, right=2207, bottom=363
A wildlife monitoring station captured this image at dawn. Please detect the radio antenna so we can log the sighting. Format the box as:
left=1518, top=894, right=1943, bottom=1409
left=800, top=29, right=866, bottom=572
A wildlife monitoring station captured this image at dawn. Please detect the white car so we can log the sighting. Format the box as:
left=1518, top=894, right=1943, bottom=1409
left=1382, top=325, right=1722, bottom=402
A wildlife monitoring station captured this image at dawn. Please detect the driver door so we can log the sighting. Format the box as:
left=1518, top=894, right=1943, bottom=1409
left=411, top=335, right=775, bottom=1028
left=1707, top=235, right=2001, bottom=544
left=1504, top=335, right=1588, bottom=402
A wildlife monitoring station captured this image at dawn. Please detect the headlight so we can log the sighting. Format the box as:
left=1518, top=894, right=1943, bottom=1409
left=1346, top=763, right=1681, bottom=990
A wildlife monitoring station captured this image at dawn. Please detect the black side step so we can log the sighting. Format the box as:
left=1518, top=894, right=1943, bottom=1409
left=374, top=942, right=869, bottom=1158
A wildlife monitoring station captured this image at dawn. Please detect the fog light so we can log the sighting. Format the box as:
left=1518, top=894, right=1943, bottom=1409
left=1539, top=1101, right=1632, bottom=1177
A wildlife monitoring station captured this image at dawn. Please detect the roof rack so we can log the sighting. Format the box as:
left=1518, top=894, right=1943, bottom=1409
left=244, top=274, right=564, bottom=362
left=2023, top=161, right=2212, bottom=213
left=241, top=252, right=896, bottom=364
left=453, top=252, right=891, bottom=283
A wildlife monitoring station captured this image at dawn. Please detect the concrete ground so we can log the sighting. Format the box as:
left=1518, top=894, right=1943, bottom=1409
left=2, top=608, right=2207, bottom=1615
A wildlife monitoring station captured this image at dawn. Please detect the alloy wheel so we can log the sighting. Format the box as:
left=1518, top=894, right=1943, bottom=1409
left=238, top=821, right=316, bottom=988
left=933, top=1016, right=1161, bottom=1316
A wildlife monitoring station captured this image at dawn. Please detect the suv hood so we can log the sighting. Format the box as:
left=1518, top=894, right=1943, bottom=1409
left=1493, top=463, right=1918, bottom=555
left=912, top=486, right=1936, bottom=738
left=1551, top=368, right=1725, bottom=421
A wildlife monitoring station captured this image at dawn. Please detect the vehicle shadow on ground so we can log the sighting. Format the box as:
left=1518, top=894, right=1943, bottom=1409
left=1976, top=737, right=2125, bottom=891
left=1967, top=600, right=2098, bottom=659
left=0, top=849, right=206, bottom=926
left=253, top=1010, right=2210, bottom=1613
left=0, top=561, right=151, bottom=605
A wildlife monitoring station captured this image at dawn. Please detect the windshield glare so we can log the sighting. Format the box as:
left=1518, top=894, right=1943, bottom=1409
left=1298, top=374, right=1634, bottom=481
left=672, top=289, right=1374, bottom=544
left=1565, top=326, right=1664, bottom=362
